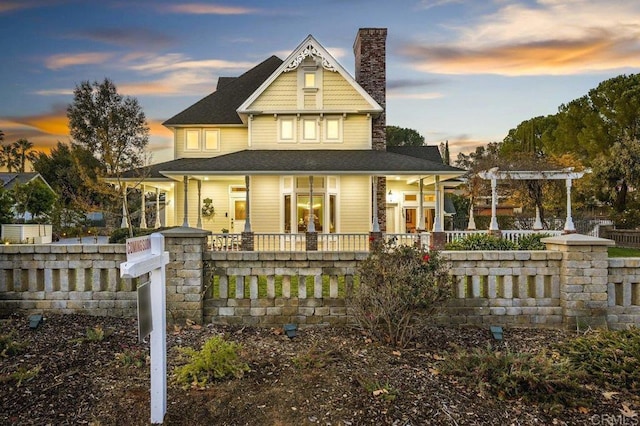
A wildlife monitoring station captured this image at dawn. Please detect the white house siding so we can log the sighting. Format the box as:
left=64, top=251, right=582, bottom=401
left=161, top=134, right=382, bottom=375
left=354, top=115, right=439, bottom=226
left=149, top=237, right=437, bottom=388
left=322, top=70, right=372, bottom=110
left=342, top=115, right=371, bottom=149
left=174, top=178, right=242, bottom=230
left=250, top=72, right=298, bottom=110
left=250, top=176, right=281, bottom=232
left=250, top=114, right=370, bottom=149
left=339, top=176, right=370, bottom=233
left=174, top=127, right=248, bottom=159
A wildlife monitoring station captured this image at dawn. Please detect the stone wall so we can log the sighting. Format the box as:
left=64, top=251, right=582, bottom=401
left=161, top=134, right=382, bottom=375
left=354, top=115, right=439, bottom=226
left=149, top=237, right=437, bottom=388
left=0, top=244, right=134, bottom=317
left=1, top=231, right=638, bottom=330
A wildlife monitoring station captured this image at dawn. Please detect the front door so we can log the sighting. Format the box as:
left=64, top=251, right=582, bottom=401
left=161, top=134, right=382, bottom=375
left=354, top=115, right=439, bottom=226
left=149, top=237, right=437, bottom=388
left=231, top=199, right=246, bottom=233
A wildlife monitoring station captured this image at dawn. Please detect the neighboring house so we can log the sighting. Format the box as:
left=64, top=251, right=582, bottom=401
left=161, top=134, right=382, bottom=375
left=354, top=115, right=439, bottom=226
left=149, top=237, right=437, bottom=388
left=0, top=172, right=55, bottom=220
left=116, top=28, right=464, bottom=237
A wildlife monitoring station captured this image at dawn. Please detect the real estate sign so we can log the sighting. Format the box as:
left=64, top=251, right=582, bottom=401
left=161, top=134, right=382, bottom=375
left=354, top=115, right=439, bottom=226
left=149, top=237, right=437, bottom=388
left=120, top=233, right=169, bottom=425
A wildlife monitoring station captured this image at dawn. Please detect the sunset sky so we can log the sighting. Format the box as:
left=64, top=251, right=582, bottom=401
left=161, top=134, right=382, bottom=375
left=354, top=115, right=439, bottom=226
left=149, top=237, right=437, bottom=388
left=1, top=0, right=640, bottom=166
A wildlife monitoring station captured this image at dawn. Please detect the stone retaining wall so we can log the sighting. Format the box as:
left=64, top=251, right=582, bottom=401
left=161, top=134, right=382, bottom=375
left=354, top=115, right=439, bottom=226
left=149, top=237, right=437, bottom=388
left=1, top=230, right=638, bottom=330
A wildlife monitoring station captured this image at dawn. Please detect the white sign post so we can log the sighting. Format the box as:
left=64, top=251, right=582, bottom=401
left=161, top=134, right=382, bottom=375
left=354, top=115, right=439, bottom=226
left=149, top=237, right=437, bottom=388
left=120, top=233, right=170, bottom=424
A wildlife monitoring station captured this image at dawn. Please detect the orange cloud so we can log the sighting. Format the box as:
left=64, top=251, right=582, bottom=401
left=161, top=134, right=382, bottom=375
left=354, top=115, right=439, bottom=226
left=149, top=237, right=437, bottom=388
left=162, top=3, right=260, bottom=15
left=401, top=34, right=640, bottom=76
left=45, top=52, right=114, bottom=70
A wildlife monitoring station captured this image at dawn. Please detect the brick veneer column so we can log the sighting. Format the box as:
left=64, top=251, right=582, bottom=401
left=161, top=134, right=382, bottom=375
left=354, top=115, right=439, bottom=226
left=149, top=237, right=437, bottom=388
left=542, top=234, right=614, bottom=329
left=161, top=227, right=211, bottom=324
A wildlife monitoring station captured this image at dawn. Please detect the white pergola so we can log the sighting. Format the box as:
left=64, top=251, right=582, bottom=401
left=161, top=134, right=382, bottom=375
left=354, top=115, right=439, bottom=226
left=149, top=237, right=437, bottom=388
left=475, top=167, right=591, bottom=233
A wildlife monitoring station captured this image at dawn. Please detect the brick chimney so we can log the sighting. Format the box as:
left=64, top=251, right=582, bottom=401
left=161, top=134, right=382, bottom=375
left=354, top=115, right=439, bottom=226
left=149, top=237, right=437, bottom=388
left=353, top=28, right=387, bottom=151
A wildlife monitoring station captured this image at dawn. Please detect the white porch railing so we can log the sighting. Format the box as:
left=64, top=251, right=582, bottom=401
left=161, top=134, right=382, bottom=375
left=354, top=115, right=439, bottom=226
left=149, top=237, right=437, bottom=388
left=208, top=230, right=563, bottom=252
left=501, top=229, right=562, bottom=243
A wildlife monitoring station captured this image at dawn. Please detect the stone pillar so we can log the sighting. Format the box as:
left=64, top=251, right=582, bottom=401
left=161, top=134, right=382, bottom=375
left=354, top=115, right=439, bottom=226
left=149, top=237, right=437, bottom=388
left=161, top=227, right=211, bottom=324
left=306, top=231, right=318, bottom=251
left=241, top=231, right=254, bottom=251
left=542, top=234, right=614, bottom=330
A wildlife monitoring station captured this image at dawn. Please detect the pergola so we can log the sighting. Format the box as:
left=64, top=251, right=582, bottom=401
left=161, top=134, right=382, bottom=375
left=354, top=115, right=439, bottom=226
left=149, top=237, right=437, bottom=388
left=474, top=167, right=591, bottom=233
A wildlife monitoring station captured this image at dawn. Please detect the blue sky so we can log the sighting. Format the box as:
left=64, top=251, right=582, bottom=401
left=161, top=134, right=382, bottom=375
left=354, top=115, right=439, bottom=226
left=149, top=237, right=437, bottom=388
left=1, top=0, right=640, bottom=165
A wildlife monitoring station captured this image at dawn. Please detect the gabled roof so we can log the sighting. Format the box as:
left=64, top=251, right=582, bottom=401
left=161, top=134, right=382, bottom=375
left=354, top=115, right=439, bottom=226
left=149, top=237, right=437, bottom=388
left=163, top=55, right=283, bottom=126
left=237, top=35, right=383, bottom=116
left=120, top=150, right=464, bottom=180
left=0, top=172, right=51, bottom=191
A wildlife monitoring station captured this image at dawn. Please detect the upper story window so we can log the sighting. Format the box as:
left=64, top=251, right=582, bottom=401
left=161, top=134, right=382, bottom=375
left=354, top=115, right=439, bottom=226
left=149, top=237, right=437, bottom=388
left=204, top=129, right=219, bottom=151
left=324, top=117, right=342, bottom=142
left=185, top=130, right=200, bottom=151
left=278, top=117, right=296, bottom=142
left=302, top=119, right=318, bottom=142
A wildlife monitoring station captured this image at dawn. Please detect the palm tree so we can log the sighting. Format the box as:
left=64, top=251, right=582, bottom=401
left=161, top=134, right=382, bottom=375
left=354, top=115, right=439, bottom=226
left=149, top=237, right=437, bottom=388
left=13, top=139, right=38, bottom=172
left=0, top=143, right=18, bottom=172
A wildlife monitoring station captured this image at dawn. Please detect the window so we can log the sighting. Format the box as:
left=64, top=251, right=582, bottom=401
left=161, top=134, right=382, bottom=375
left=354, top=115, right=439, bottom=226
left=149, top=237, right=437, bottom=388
left=302, top=119, right=318, bottom=141
left=185, top=130, right=199, bottom=150
left=204, top=130, right=219, bottom=150
left=279, top=118, right=295, bottom=142
left=325, top=118, right=342, bottom=142
left=304, top=72, right=316, bottom=88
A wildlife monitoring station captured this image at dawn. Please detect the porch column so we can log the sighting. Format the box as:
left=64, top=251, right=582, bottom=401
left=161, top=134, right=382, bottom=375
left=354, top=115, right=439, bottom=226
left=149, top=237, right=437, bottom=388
left=306, top=176, right=318, bottom=250
left=564, top=178, right=576, bottom=233
left=533, top=206, right=543, bottom=230
left=154, top=188, right=161, bottom=228
left=120, top=184, right=129, bottom=228
left=418, top=178, right=425, bottom=231
left=242, top=175, right=254, bottom=251
left=308, top=176, right=315, bottom=232
left=432, top=176, right=442, bottom=232
left=196, top=180, right=203, bottom=229
left=467, top=196, right=476, bottom=230
left=244, top=175, right=251, bottom=232
left=372, top=176, right=380, bottom=232
left=182, top=176, right=189, bottom=227
left=140, top=185, right=147, bottom=228
left=489, top=178, right=499, bottom=231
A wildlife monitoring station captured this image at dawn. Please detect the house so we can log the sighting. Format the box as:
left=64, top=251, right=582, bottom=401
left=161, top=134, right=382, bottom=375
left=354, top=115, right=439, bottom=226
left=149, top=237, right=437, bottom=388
left=116, top=28, right=465, bottom=247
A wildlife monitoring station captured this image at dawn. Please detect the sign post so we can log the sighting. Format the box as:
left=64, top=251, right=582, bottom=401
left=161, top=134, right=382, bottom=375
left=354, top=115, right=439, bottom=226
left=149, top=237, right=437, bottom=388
left=120, top=233, right=169, bottom=424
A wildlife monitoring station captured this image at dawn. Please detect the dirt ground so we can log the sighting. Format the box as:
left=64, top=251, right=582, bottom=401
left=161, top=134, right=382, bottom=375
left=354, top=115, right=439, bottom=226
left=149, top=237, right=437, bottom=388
left=1, top=312, right=638, bottom=425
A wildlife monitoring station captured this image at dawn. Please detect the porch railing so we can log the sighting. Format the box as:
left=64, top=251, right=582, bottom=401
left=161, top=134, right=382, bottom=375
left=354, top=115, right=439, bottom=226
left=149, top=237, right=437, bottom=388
left=208, top=229, right=560, bottom=252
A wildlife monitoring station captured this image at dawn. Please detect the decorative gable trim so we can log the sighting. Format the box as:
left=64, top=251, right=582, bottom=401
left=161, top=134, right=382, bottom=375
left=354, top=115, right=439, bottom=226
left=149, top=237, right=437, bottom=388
left=237, top=35, right=383, bottom=118
left=283, top=42, right=337, bottom=73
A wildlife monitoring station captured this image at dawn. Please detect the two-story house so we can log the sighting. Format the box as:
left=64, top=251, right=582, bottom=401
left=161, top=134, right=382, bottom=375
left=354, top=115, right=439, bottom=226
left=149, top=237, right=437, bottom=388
left=118, top=28, right=464, bottom=247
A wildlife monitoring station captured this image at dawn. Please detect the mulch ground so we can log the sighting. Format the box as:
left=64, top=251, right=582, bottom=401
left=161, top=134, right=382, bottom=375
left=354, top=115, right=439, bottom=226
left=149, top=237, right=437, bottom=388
left=1, top=312, right=638, bottom=425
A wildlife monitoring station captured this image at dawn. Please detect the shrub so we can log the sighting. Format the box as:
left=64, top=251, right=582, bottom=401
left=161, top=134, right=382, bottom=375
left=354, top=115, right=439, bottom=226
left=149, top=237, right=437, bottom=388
left=349, top=242, right=452, bottom=348
left=516, top=233, right=551, bottom=250
left=0, top=332, right=24, bottom=357
left=174, top=336, right=249, bottom=389
left=439, top=345, right=590, bottom=409
left=445, top=233, right=517, bottom=250
left=557, top=328, right=640, bottom=391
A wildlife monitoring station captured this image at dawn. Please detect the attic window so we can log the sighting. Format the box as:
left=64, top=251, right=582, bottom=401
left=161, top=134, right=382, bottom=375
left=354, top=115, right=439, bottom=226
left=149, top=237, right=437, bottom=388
left=304, top=72, right=316, bottom=88
left=185, top=130, right=199, bottom=151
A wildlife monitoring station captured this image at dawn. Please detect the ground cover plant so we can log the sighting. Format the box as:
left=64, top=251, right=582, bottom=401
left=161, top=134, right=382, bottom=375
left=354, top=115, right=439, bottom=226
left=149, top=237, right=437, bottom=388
left=1, top=313, right=639, bottom=425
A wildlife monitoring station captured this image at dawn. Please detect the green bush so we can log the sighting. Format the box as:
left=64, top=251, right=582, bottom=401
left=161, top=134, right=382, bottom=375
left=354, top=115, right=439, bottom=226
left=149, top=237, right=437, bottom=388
left=440, top=345, right=590, bottom=409
left=445, top=233, right=517, bottom=250
left=0, top=332, right=25, bottom=357
left=557, top=328, right=640, bottom=391
left=516, top=233, right=551, bottom=250
left=349, top=242, right=453, bottom=347
left=174, top=336, right=249, bottom=389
